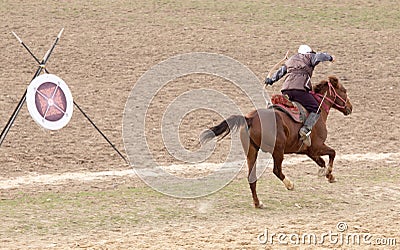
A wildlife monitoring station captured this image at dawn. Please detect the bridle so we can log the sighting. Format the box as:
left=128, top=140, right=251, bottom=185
left=312, top=81, right=348, bottom=114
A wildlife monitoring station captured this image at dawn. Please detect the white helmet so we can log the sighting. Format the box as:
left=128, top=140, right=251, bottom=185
left=298, top=45, right=313, bottom=54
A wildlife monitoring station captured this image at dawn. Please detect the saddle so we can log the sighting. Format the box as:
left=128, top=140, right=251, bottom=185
left=268, top=94, right=308, bottom=123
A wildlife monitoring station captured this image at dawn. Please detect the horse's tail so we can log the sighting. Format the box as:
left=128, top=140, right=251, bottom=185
left=199, top=115, right=250, bottom=144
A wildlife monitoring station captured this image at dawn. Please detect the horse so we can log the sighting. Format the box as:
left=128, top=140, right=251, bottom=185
left=199, top=76, right=353, bottom=208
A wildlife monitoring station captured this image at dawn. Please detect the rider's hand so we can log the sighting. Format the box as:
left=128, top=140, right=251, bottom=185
left=265, top=77, right=273, bottom=85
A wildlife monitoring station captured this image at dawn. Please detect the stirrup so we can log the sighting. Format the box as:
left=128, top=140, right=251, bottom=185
left=302, top=135, right=311, bottom=146
left=299, top=129, right=311, bottom=146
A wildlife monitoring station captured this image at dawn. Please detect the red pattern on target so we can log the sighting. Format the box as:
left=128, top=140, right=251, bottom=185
left=35, top=82, right=67, bottom=122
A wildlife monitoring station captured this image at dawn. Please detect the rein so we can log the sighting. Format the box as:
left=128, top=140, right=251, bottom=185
left=311, top=81, right=347, bottom=114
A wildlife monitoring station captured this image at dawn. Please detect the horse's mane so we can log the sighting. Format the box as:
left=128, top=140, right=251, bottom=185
left=313, top=76, right=339, bottom=94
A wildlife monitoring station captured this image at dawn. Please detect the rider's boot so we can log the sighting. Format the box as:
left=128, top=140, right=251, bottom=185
left=299, top=112, right=320, bottom=146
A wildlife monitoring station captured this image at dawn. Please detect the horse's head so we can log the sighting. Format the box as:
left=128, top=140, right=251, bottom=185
left=314, top=76, right=353, bottom=116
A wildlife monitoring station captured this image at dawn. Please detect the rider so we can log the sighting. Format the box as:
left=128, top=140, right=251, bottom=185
left=265, top=45, right=335, bottom=146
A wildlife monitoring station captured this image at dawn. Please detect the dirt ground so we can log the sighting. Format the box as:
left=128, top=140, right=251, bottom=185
left=0, top=0, right=399, bottom=249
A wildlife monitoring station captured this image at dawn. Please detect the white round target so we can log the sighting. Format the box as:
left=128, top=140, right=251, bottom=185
left=26, top=74, right=73, bottom=130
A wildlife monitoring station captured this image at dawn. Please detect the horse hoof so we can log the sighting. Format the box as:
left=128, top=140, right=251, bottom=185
left=318, top=168, right=327, bottom=177
left=255, top=202, right=265, bottom=209
left=328, top=176, right=336, bottom=183
left=283, top=178, right=294, bottom=190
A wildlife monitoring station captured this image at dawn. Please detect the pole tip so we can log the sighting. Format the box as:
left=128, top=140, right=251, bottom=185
left=57, top=28, right=65, bottom=38
left=11, top=31, right=22, bottom=43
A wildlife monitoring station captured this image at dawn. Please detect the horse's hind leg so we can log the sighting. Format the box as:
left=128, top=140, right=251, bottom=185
left=246, top=145, right=264, bottom=208
left=272, top=150, right=294, bottom=190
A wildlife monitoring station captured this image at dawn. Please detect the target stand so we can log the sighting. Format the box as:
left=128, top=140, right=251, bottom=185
left=0, top=29, right=128, bottom=164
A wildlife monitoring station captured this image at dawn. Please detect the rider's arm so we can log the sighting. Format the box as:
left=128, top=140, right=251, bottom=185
left=265, top=65, right=287, bottom=85
left=311, top=53, right=334, bottom=66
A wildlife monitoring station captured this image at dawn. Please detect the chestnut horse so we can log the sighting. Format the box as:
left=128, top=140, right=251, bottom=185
left=200, top=76, right=353, bottom=208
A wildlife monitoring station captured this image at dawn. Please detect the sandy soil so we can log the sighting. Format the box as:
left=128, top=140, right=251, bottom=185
left=0, top=0, right=399, bottom=249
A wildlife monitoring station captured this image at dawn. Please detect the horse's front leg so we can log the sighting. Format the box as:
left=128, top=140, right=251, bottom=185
left=306, top=153, right=327, bottom=177
left=312, top=144, right=336, bottom=183
left=325, top=146, right=336, bottom=183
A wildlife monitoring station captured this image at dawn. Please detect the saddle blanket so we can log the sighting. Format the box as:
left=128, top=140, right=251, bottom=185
left=268, top=94, right=307, bottom=123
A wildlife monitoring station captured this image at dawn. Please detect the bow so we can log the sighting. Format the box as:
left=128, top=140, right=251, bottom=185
left=267, top=50, right=290, bottom=78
